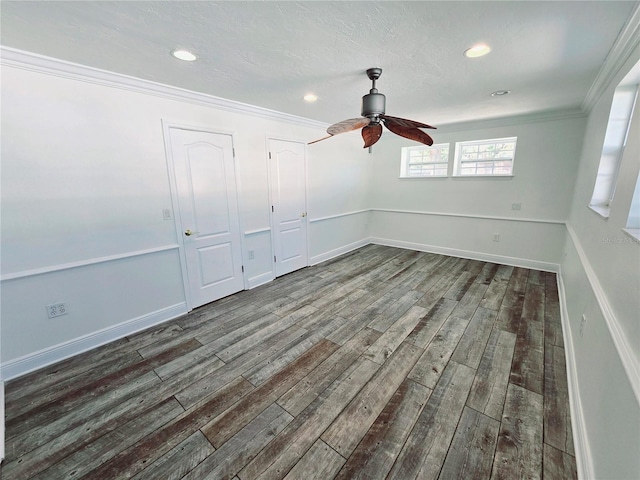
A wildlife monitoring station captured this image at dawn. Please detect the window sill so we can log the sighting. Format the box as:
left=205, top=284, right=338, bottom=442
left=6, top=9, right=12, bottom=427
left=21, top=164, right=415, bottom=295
left=588, top=204, right=610, bottom=219
left=451, top=175, right=514, bottom=179
left=622, top=228, right=640, bottom=243
left=398, top=175, right=448, bottom=179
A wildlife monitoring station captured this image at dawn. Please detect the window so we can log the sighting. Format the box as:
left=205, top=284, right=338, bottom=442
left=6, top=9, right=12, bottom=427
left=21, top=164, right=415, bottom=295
left=624, top=173, right=640, bottom=241
left=400, top=144, right=450, bottom=178
left=590, top=62, right=639, bottom=218
left=453, top=137, right=517, bottom=176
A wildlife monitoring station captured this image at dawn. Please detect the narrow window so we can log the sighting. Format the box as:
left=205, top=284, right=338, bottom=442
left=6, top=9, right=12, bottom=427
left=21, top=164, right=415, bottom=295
left=400, top=144, right=450, bottom=178
left=589, top=65, right=639, bottom=218
left=453, top=137, right=517, bottom=177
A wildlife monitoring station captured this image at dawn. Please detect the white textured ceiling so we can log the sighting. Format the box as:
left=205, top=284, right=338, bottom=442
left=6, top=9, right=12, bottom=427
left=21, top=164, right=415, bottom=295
left=1, top=1, right=637, bottom=127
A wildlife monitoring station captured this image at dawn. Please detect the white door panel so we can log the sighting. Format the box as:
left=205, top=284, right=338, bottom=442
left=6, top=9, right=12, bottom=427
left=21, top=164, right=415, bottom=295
left=169, top=128, right=244, bottom=308
left=269, top=139, right=308, bottom=277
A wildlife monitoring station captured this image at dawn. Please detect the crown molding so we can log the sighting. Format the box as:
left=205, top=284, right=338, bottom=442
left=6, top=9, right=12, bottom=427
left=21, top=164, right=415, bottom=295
left=436, top=107, right=587, bottom=133
left=581, top=2, right=640, bottom=113
left=0, top=46, right=329, bottom=130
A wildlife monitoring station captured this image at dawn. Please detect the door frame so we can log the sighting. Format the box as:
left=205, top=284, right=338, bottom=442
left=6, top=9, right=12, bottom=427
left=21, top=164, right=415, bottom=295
left=162, top=120, right=248, bottom=310
left=265, top=135, right=310, bottom=277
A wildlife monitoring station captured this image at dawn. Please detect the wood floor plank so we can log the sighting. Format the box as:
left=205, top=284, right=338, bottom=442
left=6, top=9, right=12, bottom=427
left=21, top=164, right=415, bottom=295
left=183, top=403, right=293, bottom=480
left=522, top=282, right=545, bottom=323
left=241, top=313, right=345, bottom=386
left=282, top=439, right=346, bottom=480
left=321, top=341, right=423, bottom=458
left=491, top=383, right=544, bottom=480
left=130, top=431, right=215, bottom=480
left=334, top=378, right=430, bottom=480
left=7, top=339, right=200, bottom=438
left=2, top=246, right=575, bottom=480
left=444, top=271, right=477, bottom=301
left=6, top=370, right=163, bottom=462
left=451, top=306, right=498, bottom=369
left=363, top=305, right=427, bottom=364
left=277, top=328, right=381, bottom=417
left=216, top=305, right=317, bottom=362
left=238, top=357, right=380, bottom=480
left=367, top=289, right=425, bottom=333
left=408, top=315, right=469, bottom=389
left=544, top=344, right=574, bottom=455
left=544, top=272, right=564, bottom=348
left=449, top=281, right=489, bottom=320
left=466, top=329, right=517, bottom=420
left=475, top=262, right=500, bottom=285
left=82, top=376, right=254, bottom=479
left=202, top=339, right=338, bottom=447
left=4, top=350, right=143, bottom=421
left=3, top=396, right=183, bottom=480
left=405, top=297, right=458, bottom=349
left=479, top=264, right=513, bottom=311
left=510, top=317, right=545, bottom=395
left=439, top=406, right=500, bottom=480
left=387, top=361, right=476, bottom=480
left=30, top=398, right=185, bottom=480
left=543, top=443, right=578, bottom=480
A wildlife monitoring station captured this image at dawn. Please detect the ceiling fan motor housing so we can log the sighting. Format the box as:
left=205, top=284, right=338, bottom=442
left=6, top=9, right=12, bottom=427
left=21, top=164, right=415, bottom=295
left=361, top=91, right=386, bottom=118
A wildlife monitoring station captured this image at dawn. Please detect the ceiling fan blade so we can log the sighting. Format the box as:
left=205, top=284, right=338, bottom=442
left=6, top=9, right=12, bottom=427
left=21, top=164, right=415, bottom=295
left=362, top=124, right=383, bottom=148
left=383, top=122, right=434, bottom=146
left=381, top=114, right=436, bottom=130
left=327, top=117, right=371, bottom=135
left=307, top=135, right=334, bottom=145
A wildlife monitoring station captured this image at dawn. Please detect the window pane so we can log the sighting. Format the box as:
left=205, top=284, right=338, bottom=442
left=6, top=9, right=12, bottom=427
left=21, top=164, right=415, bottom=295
left=401, top=144, right=450, bottom=177
left=455, top=137, right=517, bottom=177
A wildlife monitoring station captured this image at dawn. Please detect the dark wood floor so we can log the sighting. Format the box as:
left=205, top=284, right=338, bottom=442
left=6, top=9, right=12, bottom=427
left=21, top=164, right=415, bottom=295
left=2, top=245, right=577, bottom=480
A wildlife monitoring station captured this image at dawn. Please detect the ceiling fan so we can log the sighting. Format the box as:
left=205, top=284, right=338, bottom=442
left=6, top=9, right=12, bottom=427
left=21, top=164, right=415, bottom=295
left=309, top=67, right=436, bottom=148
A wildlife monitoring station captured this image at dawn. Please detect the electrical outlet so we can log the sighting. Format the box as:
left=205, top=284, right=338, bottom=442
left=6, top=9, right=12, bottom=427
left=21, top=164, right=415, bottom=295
left=512, top=203, right=522, bottom=211
left=248, top=250, right=255, bottom=260
left=162, top=208, right=172, bottom=220
left=47, top=302, right=68, bottom=319
left=493, top=233, right=500, bottom=242
left=580, top=314, right=587, bottom=337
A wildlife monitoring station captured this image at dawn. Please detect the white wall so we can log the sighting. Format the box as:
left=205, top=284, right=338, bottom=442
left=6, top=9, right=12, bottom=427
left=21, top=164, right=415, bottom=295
left=0, top=50, right=368, bottom=376
left=367, top=116, right=587, bottom=269
left=561, top=47, right=640, bottom=479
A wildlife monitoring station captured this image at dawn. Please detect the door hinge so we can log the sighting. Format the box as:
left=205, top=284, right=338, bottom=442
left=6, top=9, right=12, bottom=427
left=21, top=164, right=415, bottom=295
left=269, top=152, right=272, bottom=159
left=241, top=265, right=244, bottom=273
left=274, top=255, right=277, bottom=262
left=233, top=148, right=236, bottom=157
left=271, top=205, right=274, bottom=212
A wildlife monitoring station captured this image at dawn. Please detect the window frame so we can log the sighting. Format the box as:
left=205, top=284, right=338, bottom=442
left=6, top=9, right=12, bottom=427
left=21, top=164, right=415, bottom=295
left=452, top=136, right=517, bottom=177
left=399, top=143, right=451, bottom=178
left=589, top=79, right=639, bottom=218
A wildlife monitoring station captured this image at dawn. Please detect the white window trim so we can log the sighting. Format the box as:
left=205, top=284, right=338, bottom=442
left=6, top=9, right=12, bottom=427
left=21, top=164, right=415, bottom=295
left=589, top=67, right=639, bottom=215
left=453, top=136, right=517, bottom=177
left=399, top=143, right=450, bottom=178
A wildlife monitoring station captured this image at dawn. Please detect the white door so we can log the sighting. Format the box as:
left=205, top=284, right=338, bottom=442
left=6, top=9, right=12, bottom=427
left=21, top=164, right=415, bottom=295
left=169, top=128, right=244, bottom=308
left=268, top=139, right=308, bottom=277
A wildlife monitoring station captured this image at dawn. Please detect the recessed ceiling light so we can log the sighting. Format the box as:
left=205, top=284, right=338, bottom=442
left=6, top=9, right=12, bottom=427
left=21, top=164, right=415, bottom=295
left=303, top=93, right=318, bottom=102
left=491, top=90, right=511, bottom=97
left=464, top=44, right=491, bottom=58
left=171, top=49, right=197, bottom=62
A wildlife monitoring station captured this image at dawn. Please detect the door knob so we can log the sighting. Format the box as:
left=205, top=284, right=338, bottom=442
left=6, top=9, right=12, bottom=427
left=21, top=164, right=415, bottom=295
left=185, top=229, right=198, bottom=236
left=301, top=212, right=307, bottom=218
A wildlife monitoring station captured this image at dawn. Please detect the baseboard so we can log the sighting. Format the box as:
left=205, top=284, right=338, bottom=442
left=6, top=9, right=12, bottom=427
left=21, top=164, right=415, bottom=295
left=247, top=271, right=275, bottom=289
left=309, top=238, right=372, bottom=266
left=369, top=237, right=560, bottom=273
left=0, top=380, right=4, bottom=464
left=0, top=302, right=188, bottom=381
left=556, top=269, right=595, bottom=479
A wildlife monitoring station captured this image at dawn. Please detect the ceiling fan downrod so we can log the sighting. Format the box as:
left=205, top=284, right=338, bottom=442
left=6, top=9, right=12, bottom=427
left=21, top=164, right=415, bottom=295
left=361, top=67, right=386, bottom=122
